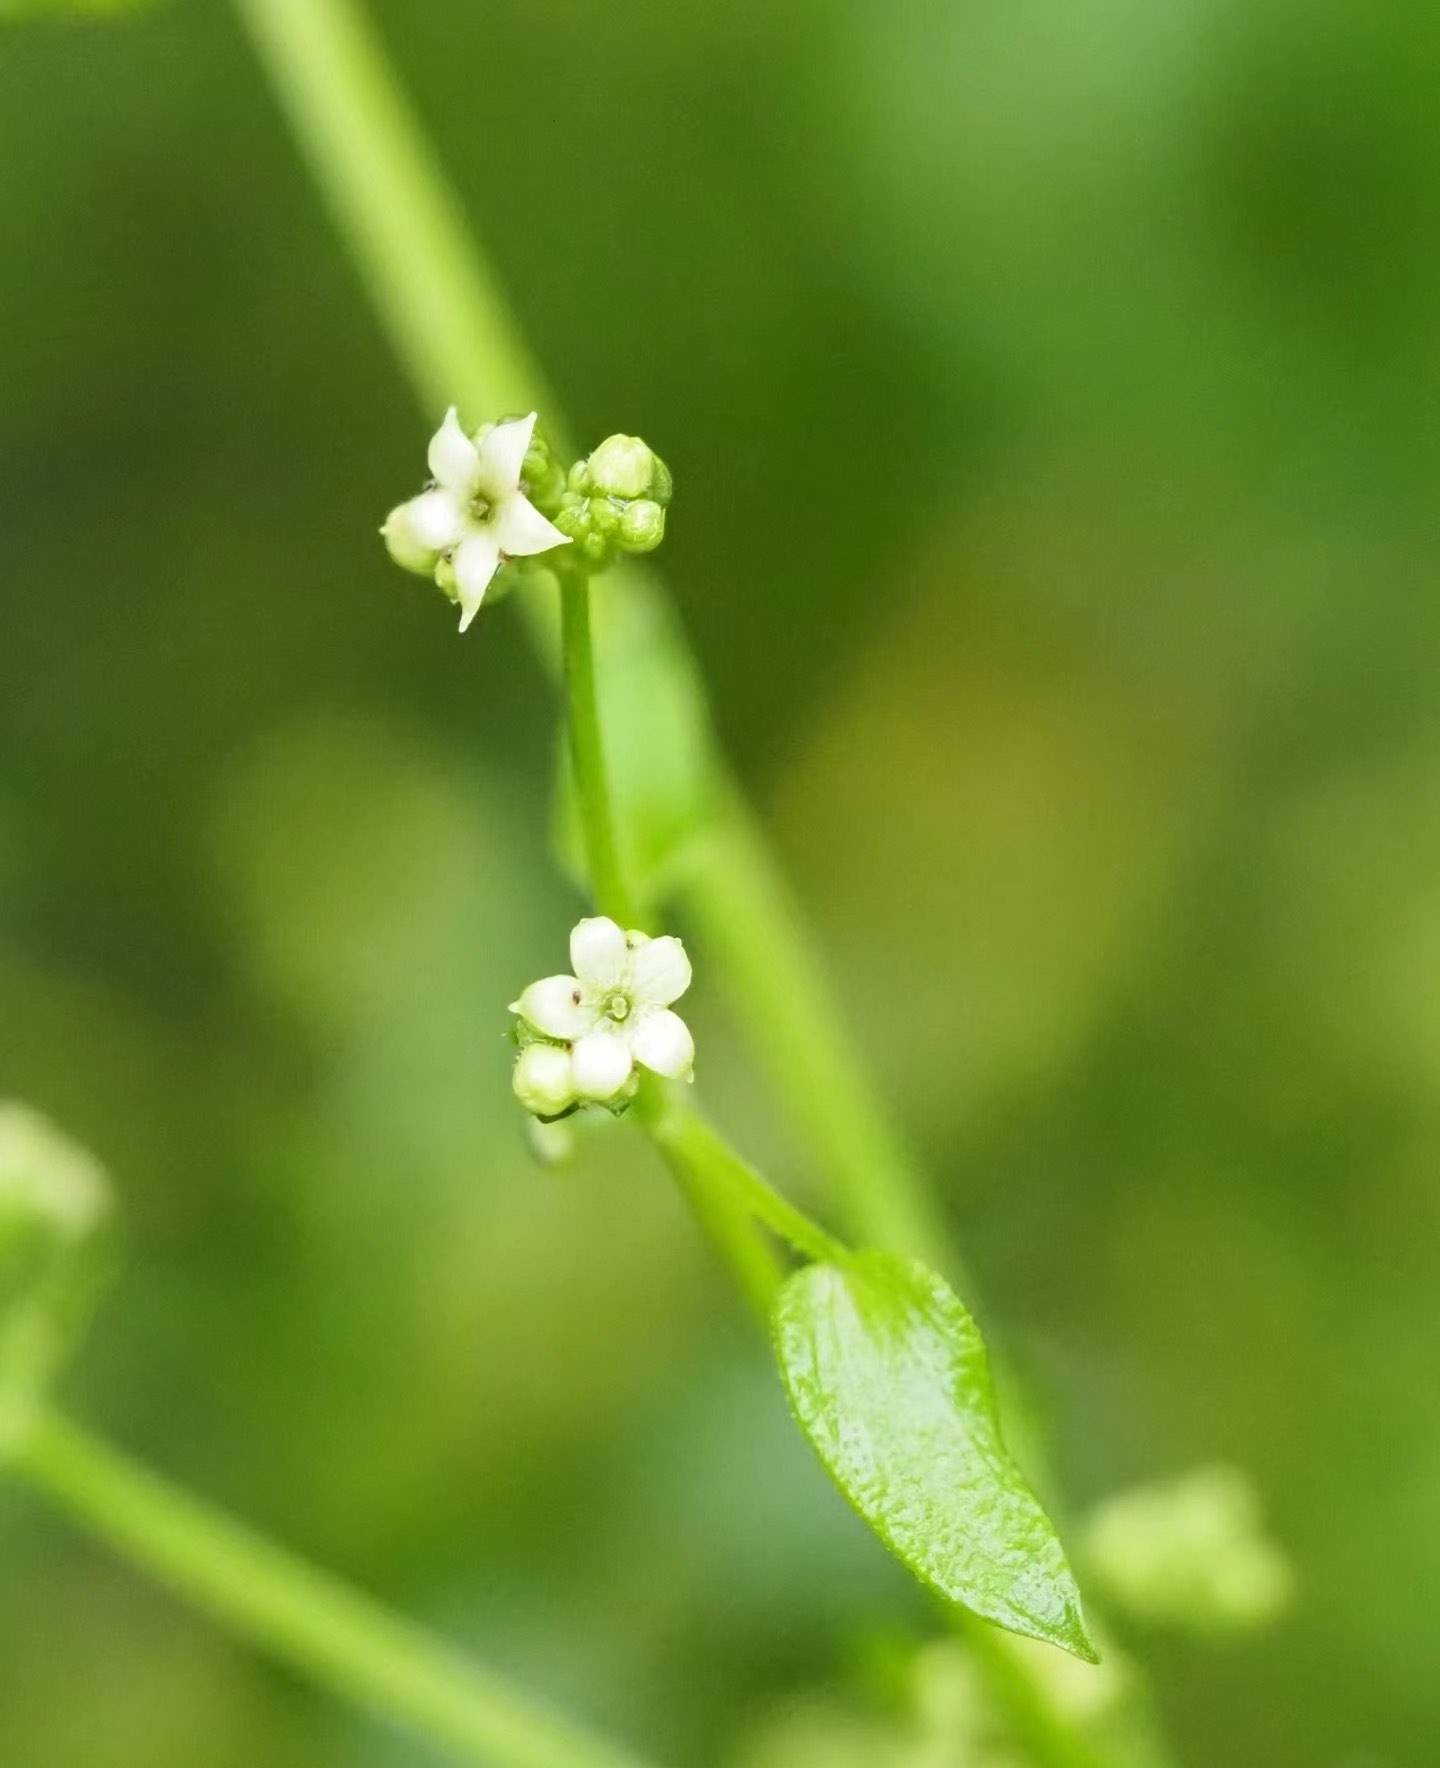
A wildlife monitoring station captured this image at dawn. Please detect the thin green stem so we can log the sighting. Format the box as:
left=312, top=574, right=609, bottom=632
left=559, top=568, right=634, bottom=927
left=678, top=795, right=957, bottom=1269
left=640, top=1094, right=844, bottom=1268
left=639, top=1112, right=783, bottom=1323
left=14, top=1410, right=658, bottom=1768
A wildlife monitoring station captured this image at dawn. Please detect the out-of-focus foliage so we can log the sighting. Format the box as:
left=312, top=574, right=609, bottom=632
left=3, top=0, right=1439, bottom=1764
left=1083, top=1466, right=1293, bottom=1636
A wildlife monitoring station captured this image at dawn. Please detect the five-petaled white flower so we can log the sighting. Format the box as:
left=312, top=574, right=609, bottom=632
left=512, top=916, right=695, bottom=1107
left=383, top=409, right=570, bottom=631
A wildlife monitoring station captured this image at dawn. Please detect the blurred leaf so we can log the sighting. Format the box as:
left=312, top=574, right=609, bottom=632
left=773, top=1250, right=1097, bottom=1661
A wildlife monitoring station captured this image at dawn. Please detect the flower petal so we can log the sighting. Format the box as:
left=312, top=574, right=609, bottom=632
left=493, top=492, right=571, bottom=559
left=474, top=412, right=537, bottom=499
left=402, top=487, right=467, bottom=553
left=427, top=406, right=480, bottom=489
left=629, top=935, right=691, bottom=1007
left=570, top=916, right=628, bottom=988
left=629, top=1007, right=695, bottom=1079
left=514, top=975, right=596, bottom=1041
left=571, top=1028, right=634, bottom=1100
left=452, top=531, right=503, bottom=632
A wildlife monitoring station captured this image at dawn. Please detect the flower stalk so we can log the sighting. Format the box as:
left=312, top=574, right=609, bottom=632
left=559, top=567, right=635, bottom=929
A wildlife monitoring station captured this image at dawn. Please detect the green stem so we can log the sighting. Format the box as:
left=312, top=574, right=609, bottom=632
left=640, top=1116, right=784, bottom=1323
left=678, top=796, right=957, bottom=1269
left=640, top=1094, right=844, bottom=1268
left=14, top=1411, right=658, bottom=1768
left=559, top=568, right=634, bottom=927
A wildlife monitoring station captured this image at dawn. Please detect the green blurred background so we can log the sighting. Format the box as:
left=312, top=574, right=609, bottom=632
left=2, top=0, right=1438, bottom=1762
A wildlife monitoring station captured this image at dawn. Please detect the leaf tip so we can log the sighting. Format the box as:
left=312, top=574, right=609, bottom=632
left=1056, top=1597, right=1102, bottom=1665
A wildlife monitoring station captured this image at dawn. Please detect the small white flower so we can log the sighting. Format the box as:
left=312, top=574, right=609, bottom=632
left=511, top=916, right=695, bottom=1106
left=383, top=409, right=570, bottom=631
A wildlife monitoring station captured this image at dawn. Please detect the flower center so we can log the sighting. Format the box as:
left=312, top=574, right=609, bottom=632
left=468, top=494, right=493, bottom=523
left=604, top=991, right=631, bottom=1023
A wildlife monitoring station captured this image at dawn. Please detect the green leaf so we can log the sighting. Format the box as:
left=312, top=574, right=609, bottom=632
left=772, top=1249, right=1098, bottom=1662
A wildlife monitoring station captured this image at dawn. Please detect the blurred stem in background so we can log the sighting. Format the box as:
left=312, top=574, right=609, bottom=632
left=222, top=0, right=1173, bottom=1763
left=13, top=1410, right=660, bottom=1768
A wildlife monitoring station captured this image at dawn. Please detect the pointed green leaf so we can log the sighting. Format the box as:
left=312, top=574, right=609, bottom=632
left=773, top=1249, right=1097, bottom=1661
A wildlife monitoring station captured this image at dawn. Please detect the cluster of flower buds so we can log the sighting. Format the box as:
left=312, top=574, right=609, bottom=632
left=551, top=434, right=673, bottom=569
left=509, top=916, right=695, bottom=1119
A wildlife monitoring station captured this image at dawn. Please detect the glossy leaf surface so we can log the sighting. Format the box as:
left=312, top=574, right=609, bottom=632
left=774, top=1248, right=1097, bottom=1660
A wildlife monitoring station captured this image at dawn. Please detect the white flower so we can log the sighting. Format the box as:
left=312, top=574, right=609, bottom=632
left=511, top=916, right=695, bottom=1105
left=383, top=409, right=570, bottom=631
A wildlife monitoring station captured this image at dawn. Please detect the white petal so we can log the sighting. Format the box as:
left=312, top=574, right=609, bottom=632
left=404, top=487, right=468, bottom=552
left=514, top=975, right=596, bottom=1041
left=629, top=1007, right=695, bottom=1079
left=570, top=916, right=629, bottom=988
left=629, top=935, right=691, bottom=1007
left=427, top=406, right=480, bottom=488
left=452, top=531, right=503, bottom=632
left=571, top=1028, right=634, bottom=1100
left=493, top=492, right=571, bottom=559
left=473, top=412, right=537, bottom=498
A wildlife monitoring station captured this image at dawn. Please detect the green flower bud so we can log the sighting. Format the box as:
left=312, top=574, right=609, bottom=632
left=587, top=434, right=657, bottom=501
left=381, top=502, right=439, bottom=576
left=617, top=499, right=666, bottom=553
left=512, top=1043, right=577, bottom=1120
left=521, top=430, right=567, bottom=518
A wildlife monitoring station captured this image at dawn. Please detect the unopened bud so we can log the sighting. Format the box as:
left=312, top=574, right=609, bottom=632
left=512, top=1043, right=578, bottom=1119
left=618, top=499, right=666, bottom=554
left=381, top=501, right=439, bottom=576
left=587, top=434, right=657, bottom=501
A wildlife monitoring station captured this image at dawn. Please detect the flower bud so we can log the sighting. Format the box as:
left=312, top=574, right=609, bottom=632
left=586, top=434, right=657, bottom=502
left=511, top=1043, right=578, bottom=1119
left=617, top=499, right=666, bottom=554
left=1083, top=1465, right=1293, bottom=1634
left=521, top=431, right=567, bottom=518
left=0, top=1105, right=109, bottom=1250
left=0, top=1105, right=113, bottom=1458
left=381, top=501, right=439, bottom=576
